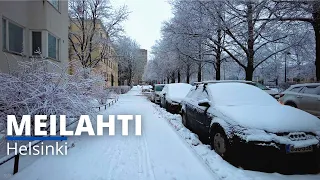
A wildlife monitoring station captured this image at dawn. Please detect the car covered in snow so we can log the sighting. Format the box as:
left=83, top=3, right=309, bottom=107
left=181, top=82, right=320, bottom=173
left=151, top=84, right=165, bottom=103
left=159, top=83, right=192, bottom=114
left=141, top=85, right=153, bottom=92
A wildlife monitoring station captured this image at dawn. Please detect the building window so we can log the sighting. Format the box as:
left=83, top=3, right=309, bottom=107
left=48, top=0, right=59, bottom=10
left=2, top=18, right=24, bottom=54
left=9, top=21, right=24, bottom=53
left=2, top=19, right=6, bottom=50
left=32, top=31, right=42, bottom=55
left=48, top=33, right=59, bottom=60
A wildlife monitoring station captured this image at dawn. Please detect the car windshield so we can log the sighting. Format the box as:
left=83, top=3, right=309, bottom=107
left=155, top=85, right=164, bottom=92
left=208, top=83, right=278, bottom=106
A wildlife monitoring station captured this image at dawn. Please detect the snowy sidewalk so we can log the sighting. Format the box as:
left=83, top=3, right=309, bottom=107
left=6, top=87, right=217, bottom=180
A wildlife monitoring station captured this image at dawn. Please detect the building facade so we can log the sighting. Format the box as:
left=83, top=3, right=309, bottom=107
left=69, top=20, right=118, bottom=87
left=133, top=49, right=148, bottom=85
left=0, top=0, right=69, bottom=73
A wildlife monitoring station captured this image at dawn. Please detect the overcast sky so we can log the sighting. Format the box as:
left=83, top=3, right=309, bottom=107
left=111, top=0, right=173, bottom=56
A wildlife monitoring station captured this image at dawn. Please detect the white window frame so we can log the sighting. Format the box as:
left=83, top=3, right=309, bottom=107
left=47, top=32, right=60, bottom=61
left=2, top=17, right=25, bottom=55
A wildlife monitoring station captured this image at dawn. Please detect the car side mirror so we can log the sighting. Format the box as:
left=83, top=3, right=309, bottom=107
left=163, top=93, right=166, bottom=96
left=198, top=101, right=210, bottom=107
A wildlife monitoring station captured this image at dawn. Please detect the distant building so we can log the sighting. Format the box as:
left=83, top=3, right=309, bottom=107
left=0, top=0, right=69, bottom=73
left=69, top=20, right=118, bottom=87
left=133, top=49, right=147, bottom=85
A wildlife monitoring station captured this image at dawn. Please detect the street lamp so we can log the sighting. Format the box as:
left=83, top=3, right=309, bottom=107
left=284, top=51, right=291, bottom=82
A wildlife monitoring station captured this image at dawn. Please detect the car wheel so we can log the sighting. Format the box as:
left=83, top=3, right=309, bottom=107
left=182, top=112, right=188, bottom=128
left=210, top=127, right=230, bottom=159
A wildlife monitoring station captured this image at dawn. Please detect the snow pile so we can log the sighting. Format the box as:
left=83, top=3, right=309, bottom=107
left=165, top=83, right=192, bottom=103
left=153, top=103, right=320, bottom=180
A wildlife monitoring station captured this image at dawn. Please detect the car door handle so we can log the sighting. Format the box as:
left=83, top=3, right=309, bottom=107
left=296, top=95, right=303, bottom=98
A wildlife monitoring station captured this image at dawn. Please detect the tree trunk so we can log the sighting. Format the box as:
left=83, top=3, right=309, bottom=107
left=313, top=7, right=320, bottom=81
left=216, top=61, right=221, bottom=80
left=215, top=29, right=222, bottom=80
left=186, top=65, right=190, bottom=83
left=167, top=77, right=170, bottom=84
left=171, top=72, right=175, bottom=83
left=178, top=70, right=181, bottom=83
left=197, top=62, right=201, bottom=82
left=246, top=1, right=254, bottom=81
left=246, top=66, right=254, bottom=81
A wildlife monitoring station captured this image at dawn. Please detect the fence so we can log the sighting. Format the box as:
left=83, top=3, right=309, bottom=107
left=0, top=96, right=119, bottom=175
left=94, top=96, right=119, bottom=111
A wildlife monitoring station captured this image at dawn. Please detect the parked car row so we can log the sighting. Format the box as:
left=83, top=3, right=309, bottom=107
left=150, top=81, right=320, bottom=174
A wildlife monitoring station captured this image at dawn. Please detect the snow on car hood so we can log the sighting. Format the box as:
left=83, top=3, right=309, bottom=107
left=215, top=105, right=320, bottom=133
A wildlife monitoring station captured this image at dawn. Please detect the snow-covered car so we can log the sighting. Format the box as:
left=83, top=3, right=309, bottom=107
left=151, top=84, right=165, bottom=103
left=181, top=82, right=320, bottom=173
left=197, top=80, right=279, bottom=99
left=141, top=85, right=153, bottom=93
left=160, top=83, right=192, bottom=114
left=142, top=88, right=153, bottom=99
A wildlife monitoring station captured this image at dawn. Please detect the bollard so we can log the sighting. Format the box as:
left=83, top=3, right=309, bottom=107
left=13, top=154, right=19, bottom=174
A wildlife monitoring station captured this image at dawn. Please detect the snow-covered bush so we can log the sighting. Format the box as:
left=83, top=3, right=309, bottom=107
left=0, top=58, right=107, bottom=134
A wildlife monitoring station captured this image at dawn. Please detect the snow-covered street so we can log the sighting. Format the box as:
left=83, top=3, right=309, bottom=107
left=1, top=86, right=320, bottom=180
left=3, top=87, right=216, bottom=180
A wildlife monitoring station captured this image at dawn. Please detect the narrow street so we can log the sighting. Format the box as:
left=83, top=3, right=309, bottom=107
left=6, top=87, right=217, bottom=180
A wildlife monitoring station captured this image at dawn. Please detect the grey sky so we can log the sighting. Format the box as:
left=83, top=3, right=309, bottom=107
left=111, top=0, right=173, bottom=55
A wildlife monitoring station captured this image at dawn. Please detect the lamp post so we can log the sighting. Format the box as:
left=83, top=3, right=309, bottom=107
left=284, top=51, right=291, bottom=82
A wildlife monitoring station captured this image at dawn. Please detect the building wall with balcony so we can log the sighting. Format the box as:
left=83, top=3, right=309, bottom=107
left=0, top=0, right=69, bottom=73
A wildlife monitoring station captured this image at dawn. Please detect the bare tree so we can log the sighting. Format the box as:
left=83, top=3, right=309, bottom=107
left=273, top=0, right=320, bottom=81
left=115, top=36, right=141, bottom=86
left=68, top=0, right=128, bottom=68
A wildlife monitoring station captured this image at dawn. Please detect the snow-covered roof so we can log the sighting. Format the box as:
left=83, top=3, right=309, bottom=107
left=207, top=83, right=277, bottom=106
left=194, top=80, right=254, bottom=85
left=165, top=83, right=192, bottom=103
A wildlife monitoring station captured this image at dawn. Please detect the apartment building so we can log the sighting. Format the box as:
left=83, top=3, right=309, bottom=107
left=0, top=0, right=69, bottom=73
left=133, top=49, right=148, bottom=85
left=69, top=20, right=118, bottom=87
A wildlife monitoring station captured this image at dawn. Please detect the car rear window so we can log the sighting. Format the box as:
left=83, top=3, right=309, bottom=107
left=155, top=85, right=164, bottom=91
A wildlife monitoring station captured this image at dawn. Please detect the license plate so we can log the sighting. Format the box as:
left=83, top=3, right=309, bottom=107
left=286, top=145, right=313, bottom=153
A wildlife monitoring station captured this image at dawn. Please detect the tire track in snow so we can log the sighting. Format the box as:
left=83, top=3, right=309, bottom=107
left=139, top=131, right=156, bottom=180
